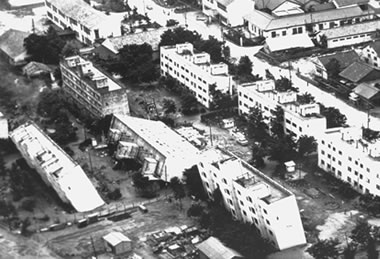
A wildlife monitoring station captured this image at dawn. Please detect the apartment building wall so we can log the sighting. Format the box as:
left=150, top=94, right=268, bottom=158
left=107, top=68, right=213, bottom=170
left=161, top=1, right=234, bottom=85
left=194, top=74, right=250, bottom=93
left=45, top=0, right=121, bottom=44
left=325, top=31, right=374, bottom=49
left=160, top=43, right=232, bottom=108
left=60, top=56, right=130, bottom=118
left=362, top=45, right=380, bottom=67
left=317, top=128, right=380, bottom=196
left=237, top=81, right=326, bottom=139
left=197, top=150, right=306, bottom=250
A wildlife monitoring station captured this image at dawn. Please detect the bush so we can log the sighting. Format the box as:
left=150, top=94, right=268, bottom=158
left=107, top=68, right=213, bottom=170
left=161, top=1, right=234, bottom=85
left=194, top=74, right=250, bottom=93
left=21, top=199, right=36, bottom=212
left=107, top=188, right=122, bottom=200
left=187, top=203, right=204, bottom=217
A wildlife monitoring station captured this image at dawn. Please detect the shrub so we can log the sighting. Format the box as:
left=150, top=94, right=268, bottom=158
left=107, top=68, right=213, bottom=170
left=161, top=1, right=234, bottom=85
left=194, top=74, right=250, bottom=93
left=21, top=199, right=36, bottom=212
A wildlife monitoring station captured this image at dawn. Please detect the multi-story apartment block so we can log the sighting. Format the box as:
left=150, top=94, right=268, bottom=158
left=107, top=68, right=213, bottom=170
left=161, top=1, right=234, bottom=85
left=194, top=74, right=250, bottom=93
left=60, top=55, right=130, bottom=118
left=109, top=114, right=200, bottom=182
left=238, top=80, right=326, bottom=139
left=44, top=0, right=122, bottom=45
left=160, top=43, right=233, bottom=108
left=202, top=0, right=255, bottom=26
left=317, top=127, right=380, bottom=196
left=198, top=147, right=306, bottom=250
left=10, top=122, right=104, bottom=212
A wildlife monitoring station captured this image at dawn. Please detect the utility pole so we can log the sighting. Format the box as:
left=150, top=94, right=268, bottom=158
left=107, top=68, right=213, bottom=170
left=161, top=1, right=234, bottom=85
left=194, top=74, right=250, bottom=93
left=32, top=18, right=35, bottom=34
left=90, top=235, right=98, bottom=259
left=288, top=60, right=292, bottom=84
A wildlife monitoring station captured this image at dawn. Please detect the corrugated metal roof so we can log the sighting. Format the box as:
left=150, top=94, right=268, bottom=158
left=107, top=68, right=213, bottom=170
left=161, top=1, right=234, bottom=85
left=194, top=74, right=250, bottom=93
left=322, top=20, right=380, bottom=39
left=103, top=232, right=131, bottom=246
left=339, top=61, right=379, bottom=83
left=353, top=82, right=380, bottom=99
left=196, top=237, right=243, bottom=259
left=318, top=50, right=360, bottom=69
left=266, top=33, right=314, bottom=51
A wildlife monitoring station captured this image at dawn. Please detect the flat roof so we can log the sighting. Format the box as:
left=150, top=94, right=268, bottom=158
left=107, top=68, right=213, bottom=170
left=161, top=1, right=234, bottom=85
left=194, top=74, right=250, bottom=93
left=322, top=20, right=380, bottom=39
left=103, top=232, right=131, bottom=246
left=62, top=55, right=122, bottom=92
left=10, top=122, right=104, bottom=212
left=113, top=115, right=199, bottom=162
left=203, top=148, right=293, bottom=203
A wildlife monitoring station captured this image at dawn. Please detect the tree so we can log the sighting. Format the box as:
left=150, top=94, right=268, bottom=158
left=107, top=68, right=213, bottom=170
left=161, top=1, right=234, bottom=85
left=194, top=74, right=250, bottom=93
left=24, top=26, right=65, bottom=64
left=162, top=98, right=177, bottom=114
left=61, top=41, right=81, bottom=57
left=306, top=238, right=340, bottom=259
left=132, top=172, right=158, bottom=198
left=367, top=236, right=379, bottom=259
left=297, top=92, right=315, bottom=104
left=0, top=200, right=15, bottom=217
left=351, top=222, right=373, bottom=246
left=187, top=203, right=204, bottom=217
left=268, top=135, right=297, bottom=163
left=209, top=84, right=236, bottom=110
left=247, top=107, right=268, bottom=142
left=237, top=56, right=252, bottom=76
left=320, top=106, right=347, bottom=128
left=194, top=36, right=224, bottom=63
left=183, top=166, right=207, bottom=200
left=275, top=77, right=298, bottom=92
left=297, top=135, right=317, bottom=158
left=250, top=144, right=265, bottom=168
left=343, top=243, right=357, bottom=259
left=21, top=217, right=31, bottom=236
left=0, top=156, right=6, bottom=176
left=170, top=177, right=186, bottom=209
left=270, top=106, right=285, bottom=139
left=159, top=27, right=201, bottom=47
left=325, top=58, right=341, bottom=78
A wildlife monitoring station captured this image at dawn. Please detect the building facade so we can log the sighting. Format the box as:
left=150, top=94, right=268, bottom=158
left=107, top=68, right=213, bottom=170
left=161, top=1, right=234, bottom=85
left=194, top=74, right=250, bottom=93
left=0, top=112, right=8, bottom=139
left=60, top=55, right=130, bottom=118
left=202, top=0, right=255, bottom=26
left=10, top=122, right=104, bottom=212
left=198, top=147, right=306, bottom=250
left=238, top=80, right=326, bottom=139
left=317, top=127, right=380, bottom=196
left=109, top=114, right=199, bottom=182
left=44, top=0, right=122, bottom=45
left=160, top=43, right=233, bottom=108
left=361, top=41, right=380, bottom=67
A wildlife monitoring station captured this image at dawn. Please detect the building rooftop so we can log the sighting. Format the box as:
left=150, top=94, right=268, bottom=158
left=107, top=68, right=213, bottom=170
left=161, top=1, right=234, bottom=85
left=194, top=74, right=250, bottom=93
left=265, top=33, right=314, bottom=52
left=10, top=122, right=104, bottom=212
left=244, top=5, right=372, bottom=30
left=216, top=0, right=235, bottom=7
left=113, top=114, right=199, bottom=163
left=103, top=232, right=131, bottom=246
left=317, top=50, right=360, bottom=70
left=324, top=127, right=380, bottom=161
left=333, top=0, right=369, bottom=8
left=353, top=81, right=380, bottom=99
left=339, top=61, right=380, bottom=83
left=204, top=148, right=293, bottom=203
left=62, top=55, right=122, bottom=92
left=321, top=20, right=380, bottom=39
left=196, top=236, right=243, bottom=259
left=47, top=0, right=107, bottom=29
left=0, top=29, right=29, bottom=59
left=101, top=27, right=168, bottom=54
left=366, top=40, right=380, bottom=56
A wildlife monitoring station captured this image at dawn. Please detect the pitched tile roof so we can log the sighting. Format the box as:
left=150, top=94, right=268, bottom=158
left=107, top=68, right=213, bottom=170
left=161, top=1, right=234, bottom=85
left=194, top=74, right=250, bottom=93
left=322, top=20, right=380, bottom=39
left=47, top=0, right=107, bottom=29
left=102, top=27, right=168, bottom=54
left=339, top=61, right=380, bottom=83
left=244, top=5, right=372, bottom=30
left=318, top=50, right=360, bottom=70
left=353, top=81, right=380, bottom=99
left=0, top=29, right=29, bottom=59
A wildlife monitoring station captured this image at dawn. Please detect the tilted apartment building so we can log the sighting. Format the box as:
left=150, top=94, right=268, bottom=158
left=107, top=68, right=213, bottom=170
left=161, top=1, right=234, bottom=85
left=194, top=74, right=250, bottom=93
left=198, top=147, right=306, bottom=250
left=109, top=114, right=200, bottom=182
left=238, top=80, right=326, bottom=139
left=160, top=43, right=233, bottom=108
left=318, top=127, right=380, bottom=196
left=60, top=55, right=130, bottom=118
left=44, top=0, right=122, bottom=45
left=10, top=122, right=104, bottom=212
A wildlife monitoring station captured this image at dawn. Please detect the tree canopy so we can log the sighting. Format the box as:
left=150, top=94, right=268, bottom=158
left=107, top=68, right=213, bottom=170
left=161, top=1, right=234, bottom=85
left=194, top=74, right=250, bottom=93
left=237, top=56, right=252, bottom=76
left=183, top=165, right=207, bottom=200
left=268, top=135, right=297, bottom=163
left=320, top=106, right=347, bottom=128
left=24, top=26, right=65, bottom=64
left=297, top=92, right=315, bottom=104
left=306, top=238, right=340, bottom=259
left=270, top=106, right=285, bottom=139
left=247, top=106, right=268, bottom=141
left=325, top=58, right=341, bottom=78
left=297, top=135, right=317, bottom=158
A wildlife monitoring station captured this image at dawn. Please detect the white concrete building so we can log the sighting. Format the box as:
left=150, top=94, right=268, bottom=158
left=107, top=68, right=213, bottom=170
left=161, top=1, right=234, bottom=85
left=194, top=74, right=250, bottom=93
left=60, top=55, right=130, bottom=119
left=0, top=112, right=8, bottom=139
left=109, top=115, right=200, bottom=182
left=238, top=80, right=326, bottom=139
left=198, top=147, right=306, bottom=250
left=202, top=0, right=255, bottom=26
left=160, top=43, right=233, bottom=108
left=44, top=0, right=122, bottom=45
left=361, top=40, right=380, bottom=68
left=10, top=122, right=104, bottom=212
left=318, top=127, right=380, bottom=196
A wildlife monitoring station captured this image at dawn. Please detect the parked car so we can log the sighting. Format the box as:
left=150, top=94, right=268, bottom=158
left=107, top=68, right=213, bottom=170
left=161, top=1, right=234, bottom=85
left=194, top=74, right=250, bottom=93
left=196, top=15, right=207, bottom=21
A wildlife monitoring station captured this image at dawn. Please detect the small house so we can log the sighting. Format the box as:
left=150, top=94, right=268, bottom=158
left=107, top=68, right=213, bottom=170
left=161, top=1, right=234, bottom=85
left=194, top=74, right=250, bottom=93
left=339, top=61, right=380, bottom=84
left=22, top=61, right=53, bottom=78
left=196, top=236, right=243, bottom=259
left=103, top=231, right=132, bottom=255
left=221, top=118, right=235, bottom=129
left=0, top=29, right=30, bottom=66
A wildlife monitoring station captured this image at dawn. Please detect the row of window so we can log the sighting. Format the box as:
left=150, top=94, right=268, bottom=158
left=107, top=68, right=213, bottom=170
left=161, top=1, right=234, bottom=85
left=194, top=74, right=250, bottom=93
left=332, top=33, right=370, bottom=43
